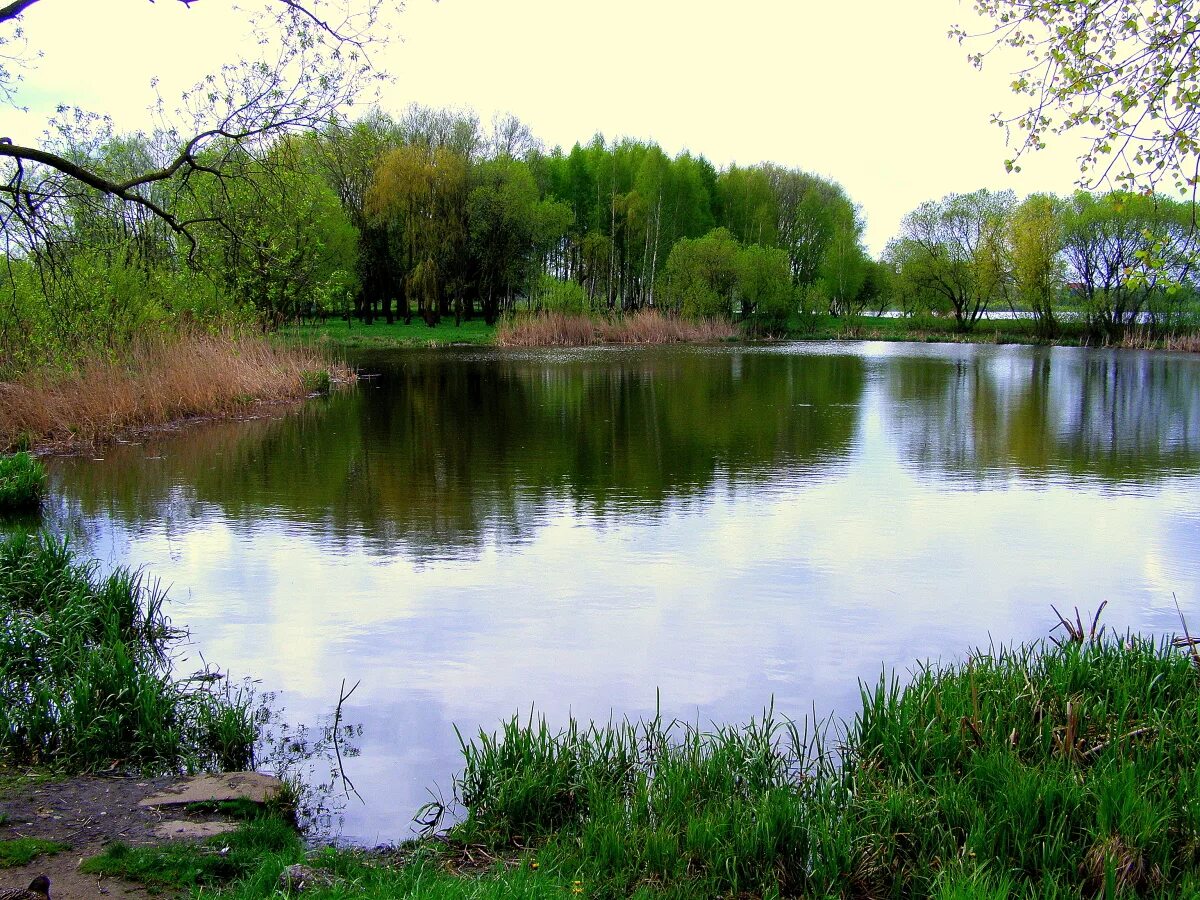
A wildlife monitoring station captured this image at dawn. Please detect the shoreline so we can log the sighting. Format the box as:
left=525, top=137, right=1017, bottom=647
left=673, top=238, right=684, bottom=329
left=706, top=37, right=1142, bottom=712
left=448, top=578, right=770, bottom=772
left=284, top=312, right=1200, bottom=354
left=0, top=333, right=355, bottom=455
left=4, top=623, right=1199, bottom=898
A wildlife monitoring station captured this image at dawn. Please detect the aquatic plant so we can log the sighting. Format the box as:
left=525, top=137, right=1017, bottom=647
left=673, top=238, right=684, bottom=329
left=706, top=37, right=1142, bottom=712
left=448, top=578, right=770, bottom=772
left=0, top=453, right=45, bottom=511
left=0, top=530, right=256, bottom=774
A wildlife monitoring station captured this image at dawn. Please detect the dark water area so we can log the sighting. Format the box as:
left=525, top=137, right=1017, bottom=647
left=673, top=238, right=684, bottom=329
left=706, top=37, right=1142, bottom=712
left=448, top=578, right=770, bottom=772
left=32, top=342, right=1200, bottom=843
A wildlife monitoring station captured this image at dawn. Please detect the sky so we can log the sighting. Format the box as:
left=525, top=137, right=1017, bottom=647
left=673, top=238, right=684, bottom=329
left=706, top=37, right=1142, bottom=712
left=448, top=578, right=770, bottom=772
left=4, top=0, right=1090, bottom=253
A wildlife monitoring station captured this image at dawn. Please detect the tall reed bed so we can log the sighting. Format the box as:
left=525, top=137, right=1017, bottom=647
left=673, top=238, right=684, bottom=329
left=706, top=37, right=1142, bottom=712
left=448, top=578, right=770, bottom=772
left=0, top=530, right=256, bottom=773
left=495, top=310, right=737, bottom=347
left=444, top=627, right=1200, bottom=897
left=0, top=452, right=46, bottom=511
left=0, top=331, right=354, bottom=451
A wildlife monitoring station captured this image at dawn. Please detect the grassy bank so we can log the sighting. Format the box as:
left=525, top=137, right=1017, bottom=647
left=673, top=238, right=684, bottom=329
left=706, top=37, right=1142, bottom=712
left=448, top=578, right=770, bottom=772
left=0, top=530, right=255, bottom=774
left=0, top=331, right=354, bottom=452
left=281, top=317, right=496, bottom=349
left=74, top=614, right=1200, bottom=898
left=787, top=314, right=1200, bottom=350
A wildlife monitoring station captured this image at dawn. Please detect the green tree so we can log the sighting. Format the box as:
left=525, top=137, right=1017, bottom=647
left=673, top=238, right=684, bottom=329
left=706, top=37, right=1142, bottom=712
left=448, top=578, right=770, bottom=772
left=657, top=228, right=740, bottom=319
left=820, top=203, right=869, bottom=317
left=736, top=243, right=793, bottom=332
left=195, top=138, right=358, bottom=326
left=1061, top=191, right=1196, bottom=334
left=886, top=189, right=1016, bottom=331
left=1009, top=193, right=1064, bottom=336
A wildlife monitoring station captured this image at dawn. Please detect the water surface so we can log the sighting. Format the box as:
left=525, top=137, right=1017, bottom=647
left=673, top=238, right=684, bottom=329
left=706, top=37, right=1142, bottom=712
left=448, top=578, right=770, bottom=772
left=40, top=342, right=1200, bottom=842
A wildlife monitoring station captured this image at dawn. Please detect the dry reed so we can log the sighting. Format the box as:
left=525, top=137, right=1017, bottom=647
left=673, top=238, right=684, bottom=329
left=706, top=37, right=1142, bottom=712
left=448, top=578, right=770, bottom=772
left=0, top=331, right=354, bottom=451
left=1115, top=327, right=1200, bottom=352
left=495, top=309, right=737, bottom=347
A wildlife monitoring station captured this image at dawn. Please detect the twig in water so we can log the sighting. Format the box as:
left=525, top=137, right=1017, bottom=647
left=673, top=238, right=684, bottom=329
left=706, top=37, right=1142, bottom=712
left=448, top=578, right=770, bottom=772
left=333, top=678, right=363, bottom=804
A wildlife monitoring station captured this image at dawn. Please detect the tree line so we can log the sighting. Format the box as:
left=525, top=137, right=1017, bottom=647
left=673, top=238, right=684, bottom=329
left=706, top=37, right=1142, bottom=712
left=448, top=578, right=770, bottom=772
left=886, top=189, right=1199, bottom=336
left=3, top=102, right=1197, bottom=372
left=0, top=105, right=881, bottom=368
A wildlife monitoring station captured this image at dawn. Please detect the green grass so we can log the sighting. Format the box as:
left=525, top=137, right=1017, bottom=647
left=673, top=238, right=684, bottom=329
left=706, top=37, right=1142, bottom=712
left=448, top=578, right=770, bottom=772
left=0, top=838, right=69, bottom=868
left=69, top=619, right=1200, bottom=898
left=0, top=453, right=46, bottom=512
left=281, top=317, right=496, bottom=350
left=437, top=626, right=1200, bottom=897
left=0, top=529, right=257, bottom=774
left=81, top=815, right=301, bottom=888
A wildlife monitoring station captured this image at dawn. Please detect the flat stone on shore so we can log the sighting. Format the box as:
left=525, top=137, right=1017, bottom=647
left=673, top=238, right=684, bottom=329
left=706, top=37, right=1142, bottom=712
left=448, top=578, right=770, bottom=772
left=137, top=772, right=284, bottom=808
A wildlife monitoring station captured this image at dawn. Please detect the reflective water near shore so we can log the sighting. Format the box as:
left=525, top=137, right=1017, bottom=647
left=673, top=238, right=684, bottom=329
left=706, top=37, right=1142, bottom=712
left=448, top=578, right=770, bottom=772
left=37, top=342, right=1200, bottom=843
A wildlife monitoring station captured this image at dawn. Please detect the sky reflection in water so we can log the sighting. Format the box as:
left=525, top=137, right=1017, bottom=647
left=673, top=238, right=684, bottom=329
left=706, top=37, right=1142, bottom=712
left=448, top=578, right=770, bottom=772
left=39, top=342, right=1200, bottom=843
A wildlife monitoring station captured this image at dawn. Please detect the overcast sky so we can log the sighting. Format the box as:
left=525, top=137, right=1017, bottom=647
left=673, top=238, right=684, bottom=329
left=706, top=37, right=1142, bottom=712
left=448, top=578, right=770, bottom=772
left=6, top=0, right=1089, bottom=253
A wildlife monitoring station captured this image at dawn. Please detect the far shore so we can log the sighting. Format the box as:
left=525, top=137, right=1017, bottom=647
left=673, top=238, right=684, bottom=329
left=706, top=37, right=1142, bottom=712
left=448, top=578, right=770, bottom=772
left=283, top=310, right=1200, bottom=353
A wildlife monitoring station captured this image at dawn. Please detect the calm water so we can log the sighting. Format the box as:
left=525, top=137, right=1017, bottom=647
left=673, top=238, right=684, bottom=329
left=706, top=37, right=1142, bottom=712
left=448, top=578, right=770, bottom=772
left=37, top=342, right=1200, bottom=843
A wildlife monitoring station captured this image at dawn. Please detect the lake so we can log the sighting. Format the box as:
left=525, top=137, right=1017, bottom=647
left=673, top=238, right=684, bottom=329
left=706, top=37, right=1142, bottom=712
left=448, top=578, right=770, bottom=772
left=38, top=341, right=1200, bottom=844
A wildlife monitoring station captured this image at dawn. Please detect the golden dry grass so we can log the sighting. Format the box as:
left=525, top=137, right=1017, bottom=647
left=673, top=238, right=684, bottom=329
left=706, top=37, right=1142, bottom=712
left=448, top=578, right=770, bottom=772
left=0, top=331, right=353, bottom=451
left=495, top=310, right=737, bottom=347
left=1114, top=327, right=1200, bottom=352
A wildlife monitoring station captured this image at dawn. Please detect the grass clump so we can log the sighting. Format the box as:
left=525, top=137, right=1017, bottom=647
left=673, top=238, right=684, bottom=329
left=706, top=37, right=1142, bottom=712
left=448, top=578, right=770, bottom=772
left=438, top=626, right=1200, bottom=897
left=0, top=838, right=69, bottom=868
left=81, top=815, right=301, bottom=888
left=495, top=310, right=737, bottom=347
left=0, top=529, right=257, bottom=774
left=300, top=369, right=332, bottom=395
left=0, top=330, right=354, bottom=451
left=0, top=453, right=46, bottom=512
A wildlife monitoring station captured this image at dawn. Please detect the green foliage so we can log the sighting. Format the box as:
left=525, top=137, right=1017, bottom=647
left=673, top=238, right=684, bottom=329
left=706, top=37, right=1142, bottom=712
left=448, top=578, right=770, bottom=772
left=534, top=274, right=589, bottom=314
left=0, top=530, right=257, bottom=774
left=1061, top=191, right=1198, bottom=335
left=735, top=243, right=793, bottom=333
left=955, top=0, right=1200, bottom=196
left=1010, top=193, right=1064, bottom=337
left=885, top=189, right=1017, bottom=331
left=300, top=369, right=332, bottom=395
left=441, top=631, right=1200, bottom=897
left=0, top=453, right=46, bottom=511
left=0, top=838, right=69, bottom=868
left=656, top=228, right=740, bottom=318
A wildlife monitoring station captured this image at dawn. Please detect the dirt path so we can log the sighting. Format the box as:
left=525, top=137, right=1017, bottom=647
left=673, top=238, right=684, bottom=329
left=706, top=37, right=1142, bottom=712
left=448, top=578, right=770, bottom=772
left=1, top=772, right=278, bottom=899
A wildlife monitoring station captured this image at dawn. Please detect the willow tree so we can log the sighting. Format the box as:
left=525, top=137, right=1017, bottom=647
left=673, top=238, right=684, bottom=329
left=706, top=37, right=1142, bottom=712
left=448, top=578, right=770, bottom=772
left=886, top=189, right=1016, bottom=331
left=1009, top=194, right=1064, bottom=337
left=367, top=144, right=470, bottom=325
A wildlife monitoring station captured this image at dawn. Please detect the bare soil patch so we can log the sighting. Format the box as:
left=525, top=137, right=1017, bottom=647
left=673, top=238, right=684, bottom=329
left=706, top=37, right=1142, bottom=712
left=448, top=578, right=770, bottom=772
left=0, top=772, right=276, bottom=899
